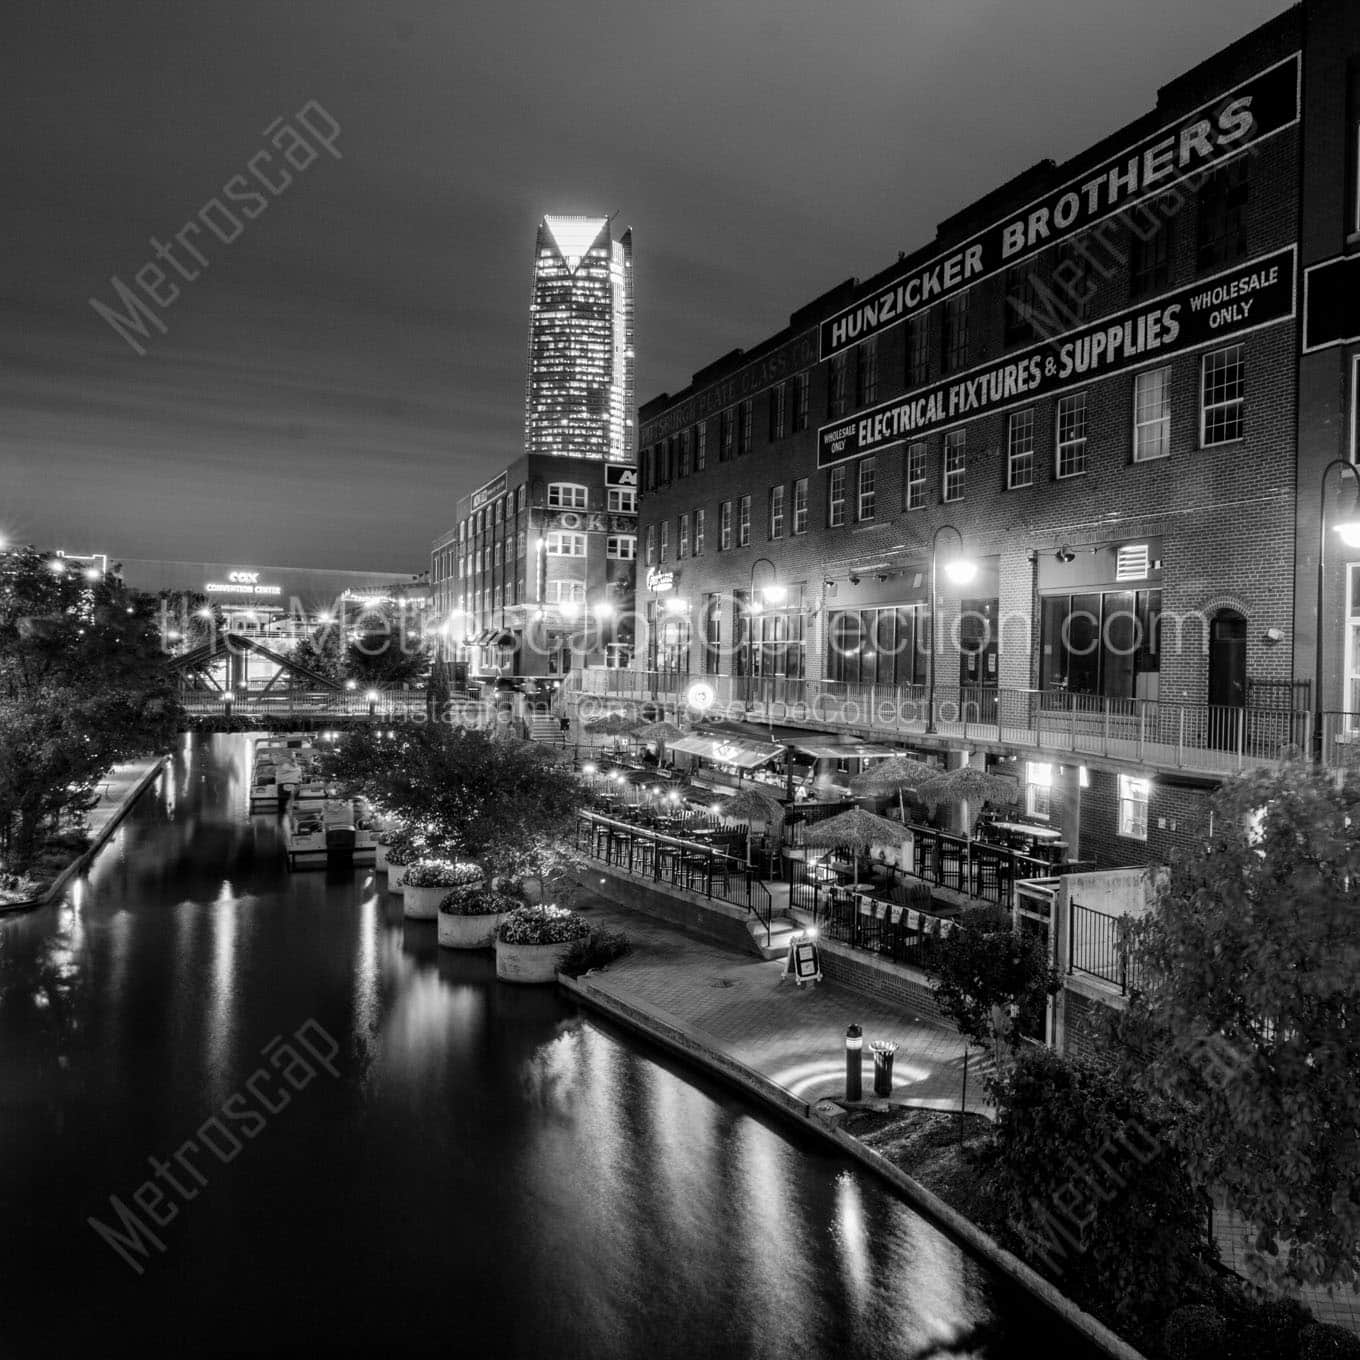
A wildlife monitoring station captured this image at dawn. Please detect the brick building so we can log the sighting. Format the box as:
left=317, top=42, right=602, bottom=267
left=599, top=0, right=1360, bottom=870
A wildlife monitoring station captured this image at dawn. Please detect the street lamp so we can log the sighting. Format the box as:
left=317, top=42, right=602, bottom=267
left=1314, top=459, right=1360, bottom=757
left=845, top=1024, right=863, bottom=1102
left=926, top=524, right=977, bottom=735
left=366, top=689, right=379, bottom=718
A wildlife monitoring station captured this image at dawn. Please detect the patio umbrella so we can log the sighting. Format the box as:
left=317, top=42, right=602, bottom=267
left=719, top=785, right=786, bottom=866
left=802, top=806, right=911, bottom=893
left=917, top=766, right=1022, bottom=813
left=630, top=719, right=688, bottom=743
left=585, top=712, right=637, bottom=734
left=848, top=755, right=941, bottom=824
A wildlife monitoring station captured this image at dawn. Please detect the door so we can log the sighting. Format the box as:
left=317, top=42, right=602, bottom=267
left=1208, top=611, right=1247, bottom=750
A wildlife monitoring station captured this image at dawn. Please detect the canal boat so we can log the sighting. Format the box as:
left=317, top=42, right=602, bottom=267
left=285, top=797, right=364, bottom=871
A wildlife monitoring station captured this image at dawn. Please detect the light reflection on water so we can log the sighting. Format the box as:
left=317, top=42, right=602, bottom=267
left=0, top=735, right=1079, bottom=1358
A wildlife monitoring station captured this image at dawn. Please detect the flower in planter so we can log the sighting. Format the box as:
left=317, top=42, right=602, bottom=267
left=403, top=859, right=484, bottom=890
left=440, top=887, right=523, bottom=917
left=497, top=904, right=591, bottom=946
left=383, top=838, right=420, bottom=867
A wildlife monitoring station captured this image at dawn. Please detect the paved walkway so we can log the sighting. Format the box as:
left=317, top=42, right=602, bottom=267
left=85, top=756, right=166, bottom=844
left=572, top=896, right=994, bottom=1114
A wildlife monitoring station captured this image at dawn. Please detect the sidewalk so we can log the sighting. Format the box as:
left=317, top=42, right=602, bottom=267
left=571, top=896, right=993, bottom=1114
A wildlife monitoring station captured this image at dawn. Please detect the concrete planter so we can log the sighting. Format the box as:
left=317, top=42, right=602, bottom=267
left=375, top=843, right=390, bottom=873
left=388, top=863, right=409, bottom=893
left=437, top=910, right=507, bottom=950
left=495, top=938, right=576, bottom=984
left=403, top=884, right=445, bottom=919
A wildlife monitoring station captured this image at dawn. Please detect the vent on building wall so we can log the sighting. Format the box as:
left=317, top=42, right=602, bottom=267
left=1115, top=543, right=1150, bottom=581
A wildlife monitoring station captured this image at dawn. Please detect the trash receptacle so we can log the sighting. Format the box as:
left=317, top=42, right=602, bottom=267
left=870, top=1042, right=897, bottom=1097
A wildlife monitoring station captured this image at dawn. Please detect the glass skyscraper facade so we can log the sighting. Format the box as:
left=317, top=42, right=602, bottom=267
left=524, top=215, right=635, bottom=464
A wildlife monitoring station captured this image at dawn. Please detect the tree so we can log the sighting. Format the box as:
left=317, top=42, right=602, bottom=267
left=932, top=905, right=1060, bottom=1065
left=0, top=547, right=177, bottom=868
left=1118, top=761, right=1360, bottom=1291
left=290, top=622, right=344, bottom=685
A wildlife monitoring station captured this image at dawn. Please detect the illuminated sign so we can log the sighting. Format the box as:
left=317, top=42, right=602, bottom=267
left=819, top=55, right=1301, bottom=358
left=205, top=570, right=283, bottom=597
left=605, top=466, right=639, bottom=488
left=470, top=472, right=508, bottom=511
left=646, top=568, right=675, bottom=592
left=228, top=570, right=259, bottom=584
left=819, top=246, right=1295, bottom=465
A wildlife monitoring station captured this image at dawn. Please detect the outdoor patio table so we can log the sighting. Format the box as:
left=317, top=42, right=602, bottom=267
left=989, top=821, right=1062, bottom=840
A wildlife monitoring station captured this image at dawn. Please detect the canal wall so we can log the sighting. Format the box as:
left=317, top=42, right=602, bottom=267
left=559, top=967, right=1149, bottom=1360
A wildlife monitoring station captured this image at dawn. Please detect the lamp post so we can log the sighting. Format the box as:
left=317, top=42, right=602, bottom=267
left=366, top=689, right=379, bottom=719
left=845, top=1023, right=863, bottom=1102
left=925, top=525, right=977, bottom=735
left=1314, top=459, right=1360, bottom=760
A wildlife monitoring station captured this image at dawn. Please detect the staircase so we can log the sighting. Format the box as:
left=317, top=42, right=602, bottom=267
left=745, top=912, right=801, bottom=961
left=528, top=712, right=565, bottom=746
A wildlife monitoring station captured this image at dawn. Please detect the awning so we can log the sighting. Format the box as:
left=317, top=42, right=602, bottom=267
left=790, top=742, right=903, bottom=761
left=669, top=735, right=783, bottom=769
left=471, top=629, right=495, bottom=646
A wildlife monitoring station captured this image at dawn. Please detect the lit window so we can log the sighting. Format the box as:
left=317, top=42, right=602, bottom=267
left=607, top=486, right=637, bottom=513
left=545, top=579, right=586, bottom=603
left=1025, top=762, right=1052, bottom=819
left=1133, top=367, right=1171, bottom=462
left=547, top=483, right=588, bottom=509
left=644, top=526, right=655, bottom=566
left=828, top=466, right=847, bottom=526
left=719, top=501, right=733, bottom=551
left=904, top=442, right=927, bottom=510
left=659, top=519, right=669, bottom=561
left=857, top=457, right=875, bottom=521
left=943, top=430, right=965, bottom=503
left=607, top=535, right=636, bottom=560
left=1007, top=409, right=1035, bottom=489
left=1201, top=345, right=1244, bottom=446
left=545, top=532, right=587, bottom=557
left=793, top=478, right=808, bottom=534
left=677, top=514, right=689, bottom=559
left=738, top=494, right=751, bottom=547
left=769, top=484, right=785, bottom=540
left=693, top=508, right=705, bottom=556
left=1118, top=775, right=1149, bottom=840
left=1056, top=393, right=1088, bottom=478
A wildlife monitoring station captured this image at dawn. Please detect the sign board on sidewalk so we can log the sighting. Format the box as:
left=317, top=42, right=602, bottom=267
left=784, top=935, right=822, bottom=987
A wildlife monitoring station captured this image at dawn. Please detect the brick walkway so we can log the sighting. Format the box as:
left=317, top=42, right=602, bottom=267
left=573, top=895, right=994, bottom=1114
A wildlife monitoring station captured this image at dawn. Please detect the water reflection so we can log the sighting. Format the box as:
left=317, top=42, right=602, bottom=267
left=0, top=735, right=1080, bottom=1358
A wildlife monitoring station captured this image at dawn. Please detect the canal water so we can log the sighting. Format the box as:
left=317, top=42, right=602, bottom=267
left=0, top=735, right=1090, bottom=1358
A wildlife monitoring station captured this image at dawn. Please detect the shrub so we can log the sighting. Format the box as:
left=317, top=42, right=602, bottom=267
left=1161, top=1305, right=1227, bottom=1360
left=497, top=905, right=590, bottom=947
left=1300, top=1323, right=1360, bottom=1360
left=377, top=829, right=407, bottom=847
left=558, top=929, right=631, bottom=978
left=403, top=860, right=483, bottom=890
left=383, top=838, right=420, bottom=867
left=1213, top=1287, right=1310, bottom=1360
left=439, top=887, right=522, bottom=916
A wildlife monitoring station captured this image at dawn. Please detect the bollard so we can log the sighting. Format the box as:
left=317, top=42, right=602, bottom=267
left=845, top=1024, right=863, bottom=1102
left=870, top=1041, right=897, bottom=1097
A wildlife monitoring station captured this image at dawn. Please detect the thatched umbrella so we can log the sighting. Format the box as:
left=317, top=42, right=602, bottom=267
left=918, top=767, right=1022, bottom=813
left=586, top=712, right=637, bottom=734
left=802, top=806, right=911, bottom=893
left=719, top=785, right=786, bottom=866
left=848, top=755, right=941, bottom=825
left=630, top=719, right=688, bottom=743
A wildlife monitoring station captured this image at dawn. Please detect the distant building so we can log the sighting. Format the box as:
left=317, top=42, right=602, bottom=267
left=524, top=215, right=635, bottom=465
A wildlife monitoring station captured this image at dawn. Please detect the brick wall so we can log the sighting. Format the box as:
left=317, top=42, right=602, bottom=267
left=1078, top=769, right=1211, bottom=868
left=817, top=944, right=950, bottom=1026
left=1060, top=986, right=1124, bottom=1063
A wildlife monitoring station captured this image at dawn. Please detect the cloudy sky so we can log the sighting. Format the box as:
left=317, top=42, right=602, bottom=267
left=1, top=0, right=1290, bottom=573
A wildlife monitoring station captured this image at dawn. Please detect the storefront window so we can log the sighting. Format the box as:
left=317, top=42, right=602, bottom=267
left=1040, top=589, right=1160, bottom=699
left=957, top=598, right=999, bottom=688
left=826, top=606, right=927, bottom=688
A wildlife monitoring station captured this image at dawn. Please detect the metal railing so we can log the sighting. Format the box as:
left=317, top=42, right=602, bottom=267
left=577, top=669, right=1325, bottom=776
left=179, top=691, right=438, bottom=720
left=1068, top=901, right=1144, bottom=995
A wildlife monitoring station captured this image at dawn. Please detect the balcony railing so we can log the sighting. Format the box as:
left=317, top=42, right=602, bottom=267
left=1068, top=901, right=1145, bottom=995
left=577, top=669, right=1326, bottom=777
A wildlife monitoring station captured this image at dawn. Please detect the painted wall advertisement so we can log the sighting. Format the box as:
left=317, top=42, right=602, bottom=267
left=818, top=246, right=1295, bottom=467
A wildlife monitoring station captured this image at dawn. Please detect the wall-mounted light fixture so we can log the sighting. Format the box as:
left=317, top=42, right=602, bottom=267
left=1055, top=546, right=1076, bottom=564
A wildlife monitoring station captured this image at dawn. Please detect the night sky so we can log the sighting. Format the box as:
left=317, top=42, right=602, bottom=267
left=2, top=0, right=1290, bottom=574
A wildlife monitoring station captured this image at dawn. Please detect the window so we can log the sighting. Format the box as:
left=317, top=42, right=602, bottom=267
left=1201, top=345, right=1244, bottom=446
left=1025, top=762, right=1053, bottom=820
left=1003, top=264, right=1039, bottom=346
left=644, top=525, right=655, bottom=566
left=1056, top=393, right=1089, bottom=478
left=1118, top=774, right=1149, bottom=841
left=827, top=354, right=849, bottom=419
left=719, top=500, right=733, bottom=551
left=1129, top=219, right=1172, bottom=298
left=1196, top=158, right=1249, bottom=271
left=1051, top=239, right=1094, bottom=324
left=1007, top=409, right=1035, bottom=489
left=857, top=457, right=876, bottom=520
left=720, top=408, right=735, bottom=461
left=693, top=507, right=705, bottom=556
left=702, top=593, right=722, bottom=674
left=943, top=430, right=965, bottom=502
left=793, top=478, right=809, bottom=534
left=678, top=430, right=690, bottom=479
left=769, top=484, right=785, bottom=539
left=1133, top=367, right=1171, bottom=462
left=695, top=422, right=707, bottom=470
left=607, top=485, right=637, bottom=513
left=942, top=294, right=970, bottom=373
left=856, top=337, right=878, bottom=407
left=738, top=399, right=753, bottom=455
left=677, top=514, right=689, bottom=560
left=791, top=373, right=810, bottom=431
left=904, top=442, right=927, bottom=510
left=547, top=483, right=588, bottom=509
left=607, top=534, right=636, bottom=560
left=516, top=484, right=527, bottom=512
left=828, top=466, right=847, bottom=526
left=905, top=312, right=929, bottom=386
left=825, top=605, right=927, bottom=688
left=738, top=494, right=751, bottom=547
left=546, top=532, right=587, bottom=556
left=457, top=520, right=466, bottom=542
left=546, top=579, right=586, bottom=604
left=1040, top=589, right=1161, bottom=699
left=659, top=519, right=669, bottom=561
left=768, top=384, right=785, bottom=440
left=517, top=529, right=526, bottom=558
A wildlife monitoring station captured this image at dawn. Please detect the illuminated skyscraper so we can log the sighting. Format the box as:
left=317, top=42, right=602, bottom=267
left=524, top=215, right=635, bottom=463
